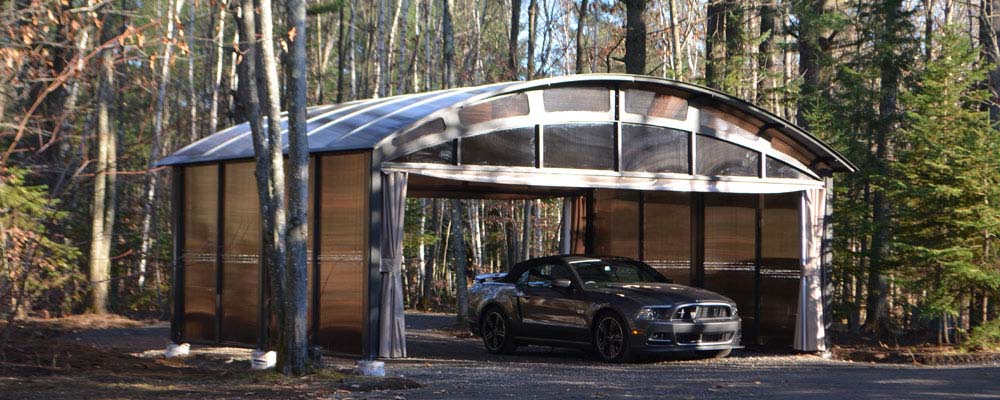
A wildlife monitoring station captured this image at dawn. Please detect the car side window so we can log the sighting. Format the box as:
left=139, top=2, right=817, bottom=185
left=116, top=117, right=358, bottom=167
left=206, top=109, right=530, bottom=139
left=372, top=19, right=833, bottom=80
left=518, top=263, right=573, bottom=288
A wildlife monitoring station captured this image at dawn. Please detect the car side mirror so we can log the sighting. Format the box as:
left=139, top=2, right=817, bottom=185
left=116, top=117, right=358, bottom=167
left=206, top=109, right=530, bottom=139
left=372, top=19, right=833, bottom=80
left=552, top=278, right=572, bottom=289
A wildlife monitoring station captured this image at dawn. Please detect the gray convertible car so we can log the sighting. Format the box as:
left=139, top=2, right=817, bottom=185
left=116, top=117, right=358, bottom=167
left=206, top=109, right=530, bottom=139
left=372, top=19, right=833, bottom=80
left=468, top=255, right=741, bottom=362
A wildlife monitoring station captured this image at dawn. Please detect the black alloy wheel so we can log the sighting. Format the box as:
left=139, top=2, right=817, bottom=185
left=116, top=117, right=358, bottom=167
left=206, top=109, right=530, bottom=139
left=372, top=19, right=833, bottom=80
left=482, top=308, right=516, bottom=354
left=594, top=313, right=633, bottom=363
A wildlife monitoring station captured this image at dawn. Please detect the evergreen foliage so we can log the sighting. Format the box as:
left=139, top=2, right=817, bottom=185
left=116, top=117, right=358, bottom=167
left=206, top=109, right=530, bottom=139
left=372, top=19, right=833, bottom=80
left=890, top=28, right=1000, bottom=321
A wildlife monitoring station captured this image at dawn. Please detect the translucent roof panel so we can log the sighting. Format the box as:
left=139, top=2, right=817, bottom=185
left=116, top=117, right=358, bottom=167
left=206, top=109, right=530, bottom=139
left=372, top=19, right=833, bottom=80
left=158, top=74, right=855, bottom=173
left=157, top=83, right=514, bottom=166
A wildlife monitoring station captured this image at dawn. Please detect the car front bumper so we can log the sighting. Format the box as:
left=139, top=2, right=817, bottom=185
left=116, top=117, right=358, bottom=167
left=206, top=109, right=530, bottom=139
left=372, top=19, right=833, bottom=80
left=629, top=318, right=742, bottom=353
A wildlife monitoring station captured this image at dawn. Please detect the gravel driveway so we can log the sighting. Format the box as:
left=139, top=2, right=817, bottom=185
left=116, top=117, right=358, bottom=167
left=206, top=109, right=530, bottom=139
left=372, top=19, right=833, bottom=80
left=370, top=312, right=1000, bottom=400
left=63, top=313, right=1000, bottom=399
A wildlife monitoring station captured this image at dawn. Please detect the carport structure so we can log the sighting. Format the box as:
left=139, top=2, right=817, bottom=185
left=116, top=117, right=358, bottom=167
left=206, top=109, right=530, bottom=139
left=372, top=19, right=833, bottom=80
left=159, top=74, right=854, bottom=359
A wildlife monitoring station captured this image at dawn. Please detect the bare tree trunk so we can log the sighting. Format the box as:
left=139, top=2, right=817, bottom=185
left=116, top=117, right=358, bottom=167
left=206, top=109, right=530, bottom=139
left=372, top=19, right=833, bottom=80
left=336, top=4, right=347, bottom=102
left=417, top=199, right=427, bottom=304
left=235, top=0, right=271, bottom=351
left=705, top=0, right=723, bottom=88
left=533, top=199, right=542, bottom=256
left=348, top=0, right=357, bottom=99
left=574, top=0, right=589, bottom=74
left=89, top=7, right=120, bottom=314
left=138, top=0, right=186, bottom=289
left=508, top=0, right=521, bottom=79
left=623, top=0, right=646, bottom=75
left=256, top=0, right=290, bottom=351
left=186, top=0, right=198, bottom=141
left=283, top=0, right=310, bottom=375
left=980, top=0, right=1000, bottom=121
left=527, top=0, right=537, bottom=79
left=757, top=0, right=779, bottom=110
left=423, top=199, right=442, bottom=309
left=441, top=0, right=455, bottom=88
left=209, top=0, right=228, bottom=134
left=468, top=199, right=483, bottom=271
left=450, top=199, right=469, bottom=323
left=374, top=0, right=388, bottom=97
left=505, top=203, right=518, bottom=267
left=519, top=200, right=531, bottom=261
left=394, top=0, right=412, bottom=93
left=667, top=0, right=681, bottom=78
left=228, top=28, right=240, bottom=122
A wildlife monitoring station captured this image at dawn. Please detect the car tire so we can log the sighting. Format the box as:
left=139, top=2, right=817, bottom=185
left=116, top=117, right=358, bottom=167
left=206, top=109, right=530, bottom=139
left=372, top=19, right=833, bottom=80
left=481, top=307, right=517, bottom=354
left=593, top=312, right=634, bottom=363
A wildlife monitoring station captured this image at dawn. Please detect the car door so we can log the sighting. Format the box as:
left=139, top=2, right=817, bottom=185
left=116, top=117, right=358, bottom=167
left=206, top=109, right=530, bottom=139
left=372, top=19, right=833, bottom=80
left=517, top=262, right=591, bottom=342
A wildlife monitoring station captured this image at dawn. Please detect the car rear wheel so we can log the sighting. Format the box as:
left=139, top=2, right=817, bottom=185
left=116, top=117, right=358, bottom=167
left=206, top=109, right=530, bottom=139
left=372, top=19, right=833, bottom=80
left=481, top=308, right=517, bottom=354
left=593, top=312, right=633, bottom=363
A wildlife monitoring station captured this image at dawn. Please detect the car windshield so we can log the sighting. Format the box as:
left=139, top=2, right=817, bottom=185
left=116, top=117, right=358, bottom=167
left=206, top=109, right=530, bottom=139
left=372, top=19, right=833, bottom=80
left=570, top=259, right=669, bottom=287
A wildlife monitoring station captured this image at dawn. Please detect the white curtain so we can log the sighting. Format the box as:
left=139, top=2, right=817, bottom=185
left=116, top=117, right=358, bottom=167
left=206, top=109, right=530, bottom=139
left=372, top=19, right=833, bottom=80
left=794, top=187, right=827, bottom=352
left=379, top=172, right=408, bottom=358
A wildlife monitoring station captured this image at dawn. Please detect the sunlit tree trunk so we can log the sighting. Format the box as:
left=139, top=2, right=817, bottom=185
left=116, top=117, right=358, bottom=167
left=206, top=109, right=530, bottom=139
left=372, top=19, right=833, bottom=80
left=209, top=0, right=227, bottom=134
left=574, top=0, right=588, bottom=74
left=90, top=7, right=120, bottom=314
left=527, top=0, right=537, bottom=79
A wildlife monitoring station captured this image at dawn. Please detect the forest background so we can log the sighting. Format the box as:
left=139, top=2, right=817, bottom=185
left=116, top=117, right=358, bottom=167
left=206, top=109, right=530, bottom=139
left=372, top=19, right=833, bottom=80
left=3, top=0, right=1000, bottom=355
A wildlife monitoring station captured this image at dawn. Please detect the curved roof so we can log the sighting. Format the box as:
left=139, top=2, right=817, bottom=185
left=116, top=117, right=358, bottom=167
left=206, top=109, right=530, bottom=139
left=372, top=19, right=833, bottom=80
left=158, top=74, right=855, bottom=172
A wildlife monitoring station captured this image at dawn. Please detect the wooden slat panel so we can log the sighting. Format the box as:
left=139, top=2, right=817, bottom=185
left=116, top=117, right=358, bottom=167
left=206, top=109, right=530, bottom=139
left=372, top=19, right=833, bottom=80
left=759, top=192, right=800, bottom=344
left=643, top=192, right=691, bottom=284
left=317, top=152, right=369, bottom=354
left=703, top=193, right=756, bottom=337
left=221, top=162, right=259, bottom=343
left=592, top=189, right=639, bottom=259
left=183, top=165, right=218, bottom=341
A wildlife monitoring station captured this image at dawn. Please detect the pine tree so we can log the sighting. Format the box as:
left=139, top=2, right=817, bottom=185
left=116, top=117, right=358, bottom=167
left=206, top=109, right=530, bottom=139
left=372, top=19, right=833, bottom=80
left=890, top=27, right=1000, bottom=331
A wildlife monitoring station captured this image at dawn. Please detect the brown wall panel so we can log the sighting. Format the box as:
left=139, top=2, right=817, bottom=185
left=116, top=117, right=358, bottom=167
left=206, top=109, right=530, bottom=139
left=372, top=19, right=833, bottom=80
left=316, top=153, right=369, bottom=354
left=643, top=192, right=691, bottom=284
left=703, top=193, right=757, bottom=335
left=592, top=189, right=640, bottom=259
left=183, top=165, right=218, bottom=341
left=759, top=192, right=801, bottom=344
left=221, top=162, right=260, bottom=343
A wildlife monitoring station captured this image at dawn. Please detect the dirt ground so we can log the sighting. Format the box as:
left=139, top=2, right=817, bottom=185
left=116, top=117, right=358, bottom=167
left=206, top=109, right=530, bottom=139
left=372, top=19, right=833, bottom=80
left=2, top=313, right=1000, bottom=399
left=0, top=315, right=417, bottom=400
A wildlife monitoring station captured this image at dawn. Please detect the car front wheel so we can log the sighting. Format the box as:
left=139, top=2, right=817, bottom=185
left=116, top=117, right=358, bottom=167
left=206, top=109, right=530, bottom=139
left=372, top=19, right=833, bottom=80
left=593, top=312, right=633, bottom=363
left=481, top=307, right=517, bottom=354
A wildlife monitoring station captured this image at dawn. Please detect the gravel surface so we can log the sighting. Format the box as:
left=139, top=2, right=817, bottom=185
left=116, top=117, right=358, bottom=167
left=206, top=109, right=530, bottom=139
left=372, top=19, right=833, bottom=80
left=63, top=313, right=1000, bottom=399
left=362, top=312, right=1000, bottom=400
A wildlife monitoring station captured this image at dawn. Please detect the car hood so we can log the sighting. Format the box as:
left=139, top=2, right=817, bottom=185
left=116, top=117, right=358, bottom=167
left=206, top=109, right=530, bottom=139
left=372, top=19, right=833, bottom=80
left=587, top=282, right=734, bottom=306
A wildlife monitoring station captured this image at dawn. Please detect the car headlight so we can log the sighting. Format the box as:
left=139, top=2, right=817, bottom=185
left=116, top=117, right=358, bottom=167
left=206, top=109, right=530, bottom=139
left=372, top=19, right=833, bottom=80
left=636, top=306, right=673, bottom=321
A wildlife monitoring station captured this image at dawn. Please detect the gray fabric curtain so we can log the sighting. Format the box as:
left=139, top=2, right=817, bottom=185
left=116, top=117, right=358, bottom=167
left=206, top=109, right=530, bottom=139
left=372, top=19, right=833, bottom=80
left=794, top=188, right=827, bottom=352
left=379, top=172, right=408, bottom=358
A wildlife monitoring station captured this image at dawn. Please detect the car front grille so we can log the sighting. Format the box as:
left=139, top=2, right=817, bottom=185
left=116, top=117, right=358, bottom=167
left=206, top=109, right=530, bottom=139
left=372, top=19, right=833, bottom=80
left=647, top=331, right=735, bottom=346
left=676, top=332, right=733, bottom=344
left=672, top=304, right=733, bottom=321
